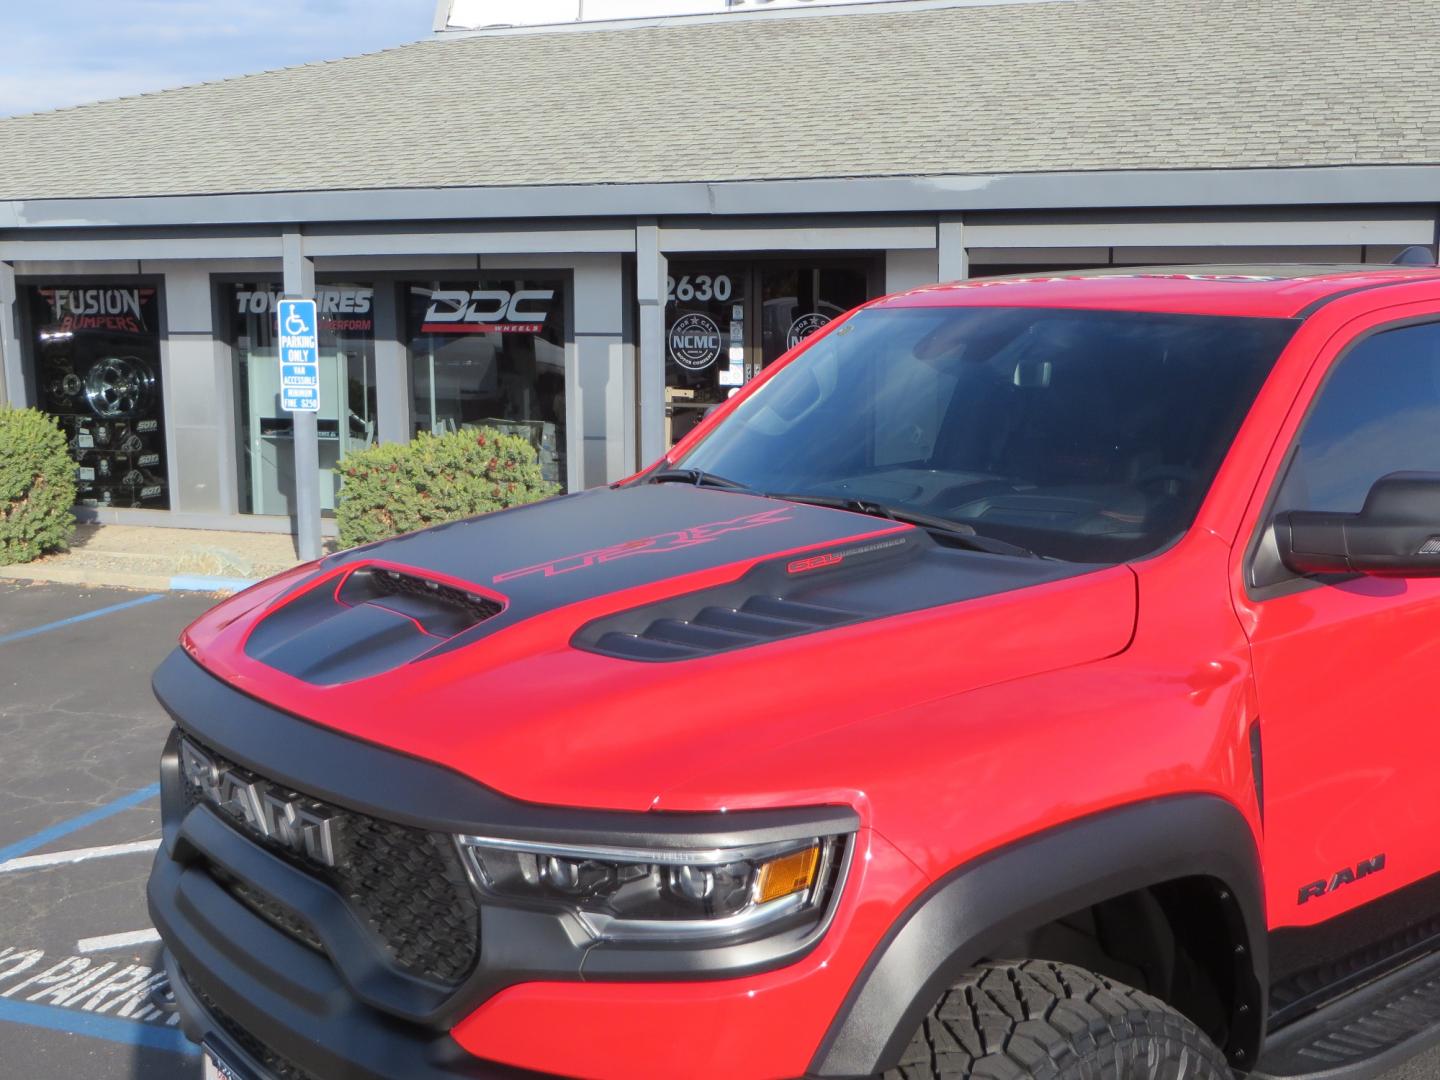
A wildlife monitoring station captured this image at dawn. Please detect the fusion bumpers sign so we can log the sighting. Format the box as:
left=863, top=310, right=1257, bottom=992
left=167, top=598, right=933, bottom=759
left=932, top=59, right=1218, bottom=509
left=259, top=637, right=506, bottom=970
left=277, top=299, right=321, bottom=413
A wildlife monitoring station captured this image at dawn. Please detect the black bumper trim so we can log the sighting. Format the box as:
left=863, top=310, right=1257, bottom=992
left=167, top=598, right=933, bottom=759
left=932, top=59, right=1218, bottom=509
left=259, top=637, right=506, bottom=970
left=154, top=864, right=556, bottom=1080
left=165, top=950, right=553, bottom=1080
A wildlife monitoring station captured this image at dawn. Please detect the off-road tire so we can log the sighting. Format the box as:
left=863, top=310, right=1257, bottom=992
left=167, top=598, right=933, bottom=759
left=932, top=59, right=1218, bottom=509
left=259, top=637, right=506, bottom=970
left=882, top=959, right=1231, bottom=1079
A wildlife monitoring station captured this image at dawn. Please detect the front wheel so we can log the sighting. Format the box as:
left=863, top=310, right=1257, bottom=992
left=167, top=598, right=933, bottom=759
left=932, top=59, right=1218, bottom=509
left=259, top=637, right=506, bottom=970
left=882, top=960, right=1230, bottom=1080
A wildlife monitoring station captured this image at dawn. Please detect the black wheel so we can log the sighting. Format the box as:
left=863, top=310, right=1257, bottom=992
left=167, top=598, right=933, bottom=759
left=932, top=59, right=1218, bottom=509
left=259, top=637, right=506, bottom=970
left=882, top=960, right=1230, bottom=1080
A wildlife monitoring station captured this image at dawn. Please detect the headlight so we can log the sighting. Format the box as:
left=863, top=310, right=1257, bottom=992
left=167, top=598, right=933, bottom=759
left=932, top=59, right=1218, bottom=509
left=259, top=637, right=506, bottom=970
left=458, top=832, right=850, bottom=944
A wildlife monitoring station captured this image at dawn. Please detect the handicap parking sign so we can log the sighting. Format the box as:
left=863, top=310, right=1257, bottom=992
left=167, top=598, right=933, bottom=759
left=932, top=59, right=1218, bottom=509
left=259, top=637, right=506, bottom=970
left=276, top=299, right=320, bottom=413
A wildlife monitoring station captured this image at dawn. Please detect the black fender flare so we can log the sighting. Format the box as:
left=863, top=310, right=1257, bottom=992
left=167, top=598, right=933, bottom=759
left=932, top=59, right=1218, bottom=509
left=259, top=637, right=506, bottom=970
left=808, top=794, right=1267, bottom=1077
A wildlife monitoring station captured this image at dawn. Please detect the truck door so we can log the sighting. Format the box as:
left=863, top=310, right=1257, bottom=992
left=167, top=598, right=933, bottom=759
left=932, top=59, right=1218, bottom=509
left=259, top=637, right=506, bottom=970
left=1238, top=311, right=1440, bottom=997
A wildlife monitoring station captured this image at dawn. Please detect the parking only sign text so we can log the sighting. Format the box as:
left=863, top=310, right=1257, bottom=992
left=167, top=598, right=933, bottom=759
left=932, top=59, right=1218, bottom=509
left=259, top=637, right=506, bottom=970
left=277, top=298, right=321, bottom=412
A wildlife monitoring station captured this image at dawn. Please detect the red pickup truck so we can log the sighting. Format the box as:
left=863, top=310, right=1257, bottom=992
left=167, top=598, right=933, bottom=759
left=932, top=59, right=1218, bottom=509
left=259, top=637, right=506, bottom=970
left=150, top=266, right=1440, bottom=1080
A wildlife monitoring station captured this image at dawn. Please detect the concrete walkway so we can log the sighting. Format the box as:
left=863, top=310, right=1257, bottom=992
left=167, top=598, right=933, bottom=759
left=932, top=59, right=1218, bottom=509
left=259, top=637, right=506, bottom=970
left=0, top=525, right=332, bottom=594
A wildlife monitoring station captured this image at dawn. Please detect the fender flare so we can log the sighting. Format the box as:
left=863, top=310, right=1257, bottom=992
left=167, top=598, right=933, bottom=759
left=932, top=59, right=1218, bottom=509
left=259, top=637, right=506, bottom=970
left=808, top=794, right=1267, bottom=1077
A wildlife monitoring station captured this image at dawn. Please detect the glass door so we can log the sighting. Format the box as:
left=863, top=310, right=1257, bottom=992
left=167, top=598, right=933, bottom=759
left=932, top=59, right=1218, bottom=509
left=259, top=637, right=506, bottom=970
left=663, top=264, right=746, bottom=447
left=758, top=262, right=872, bottom=367
left=663, top=258, right=876, bottom=448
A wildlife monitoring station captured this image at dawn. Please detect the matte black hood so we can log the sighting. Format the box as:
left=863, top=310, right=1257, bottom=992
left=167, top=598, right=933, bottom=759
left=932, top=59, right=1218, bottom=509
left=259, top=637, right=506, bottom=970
left=331, top=482, right=903, bottom=617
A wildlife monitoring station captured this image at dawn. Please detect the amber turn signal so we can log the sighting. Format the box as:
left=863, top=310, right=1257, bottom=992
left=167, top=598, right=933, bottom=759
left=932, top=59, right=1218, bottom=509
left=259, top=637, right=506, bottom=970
left=755, top=844, right=821, bottom=905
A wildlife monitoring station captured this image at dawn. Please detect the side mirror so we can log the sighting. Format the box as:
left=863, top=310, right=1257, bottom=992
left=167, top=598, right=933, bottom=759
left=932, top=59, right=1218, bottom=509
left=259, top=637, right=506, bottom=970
left=1276, top=472, right=1440, bottom=577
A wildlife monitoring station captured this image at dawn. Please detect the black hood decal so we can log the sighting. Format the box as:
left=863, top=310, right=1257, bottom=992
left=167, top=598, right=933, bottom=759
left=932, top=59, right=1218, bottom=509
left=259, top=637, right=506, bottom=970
left=333, top=484, right=897, bottom=613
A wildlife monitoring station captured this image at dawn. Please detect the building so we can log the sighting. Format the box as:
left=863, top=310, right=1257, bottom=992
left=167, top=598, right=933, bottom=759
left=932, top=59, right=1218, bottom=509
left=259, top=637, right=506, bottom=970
left=1, top=0, right=1438, bottom=534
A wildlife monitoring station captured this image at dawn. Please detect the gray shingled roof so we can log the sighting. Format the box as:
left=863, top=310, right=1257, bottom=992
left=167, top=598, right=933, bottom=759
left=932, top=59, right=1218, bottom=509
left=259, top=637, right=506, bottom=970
left=1, top=0, right=1437, bottom=201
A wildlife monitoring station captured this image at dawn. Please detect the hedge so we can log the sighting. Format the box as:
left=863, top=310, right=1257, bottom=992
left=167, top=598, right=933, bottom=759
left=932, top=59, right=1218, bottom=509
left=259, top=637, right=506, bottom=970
left=0, top=407, right=77, bottom=565
left=335, top=426, right=558, bottom=548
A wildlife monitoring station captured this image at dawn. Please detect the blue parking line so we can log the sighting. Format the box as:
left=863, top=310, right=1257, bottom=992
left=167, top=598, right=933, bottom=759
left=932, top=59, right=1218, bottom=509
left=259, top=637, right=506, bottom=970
left=0, top=784, right=161, bottom=864
left=0, top=593, right=164, bottom=646
left=0, top=997, right=197, bottom=1056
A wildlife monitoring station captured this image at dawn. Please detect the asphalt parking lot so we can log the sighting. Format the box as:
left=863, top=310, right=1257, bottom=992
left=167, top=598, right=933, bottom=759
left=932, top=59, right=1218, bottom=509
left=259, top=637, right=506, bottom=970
left=0, top=582, right=214, bottom=1080
left=3, top=578, right=1440, bottom=1080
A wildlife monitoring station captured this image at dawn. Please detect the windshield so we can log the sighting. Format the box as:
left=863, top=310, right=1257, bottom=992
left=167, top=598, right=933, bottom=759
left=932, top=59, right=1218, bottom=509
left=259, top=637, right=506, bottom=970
left=672, top=306, right=1295, bottom=562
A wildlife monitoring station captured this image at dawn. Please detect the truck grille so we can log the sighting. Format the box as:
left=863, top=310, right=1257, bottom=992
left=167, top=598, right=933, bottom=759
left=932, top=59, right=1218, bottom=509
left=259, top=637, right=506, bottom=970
left=180, top=737, right=479, bottom=986
left=210, top=865, right=325, bottom=953
left=187, top=974, right=320, bottom=1080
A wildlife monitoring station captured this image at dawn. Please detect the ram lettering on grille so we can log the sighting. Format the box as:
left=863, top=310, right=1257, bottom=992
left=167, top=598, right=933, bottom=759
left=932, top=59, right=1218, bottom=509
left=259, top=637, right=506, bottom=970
left=179, top=739, right=336, bottom=867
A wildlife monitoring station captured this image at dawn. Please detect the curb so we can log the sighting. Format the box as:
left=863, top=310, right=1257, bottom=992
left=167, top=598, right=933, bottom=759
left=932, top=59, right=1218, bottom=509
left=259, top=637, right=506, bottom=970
left=0, top=564, right=260, bottom=595
left=169, top=575, right=259, bottom=593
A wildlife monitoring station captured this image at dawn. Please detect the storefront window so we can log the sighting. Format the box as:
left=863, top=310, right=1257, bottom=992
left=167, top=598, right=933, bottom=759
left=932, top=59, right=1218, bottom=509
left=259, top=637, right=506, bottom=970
left=26, top=284, right=170, bottom=509
left=405, top=278, right=567, bottom=487
left=224, top=283, right=377, bottom=516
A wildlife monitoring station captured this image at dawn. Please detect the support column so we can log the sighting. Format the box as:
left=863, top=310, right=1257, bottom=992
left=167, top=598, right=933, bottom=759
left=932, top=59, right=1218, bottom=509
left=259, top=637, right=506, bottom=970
left=635, top=220, right=668, bottom=469
left=885, top=248, right=941, bottom=294
left=282, top=229, right=324, bottom=562
left=573, top=254, right=628, bottom=489
left=0, top=262, right=25, bottom=407
left=937, top=215, right=970, bottom=283
left=157, top=266, right=229, bottom=514
left=371, top=284, right=411, bottom=445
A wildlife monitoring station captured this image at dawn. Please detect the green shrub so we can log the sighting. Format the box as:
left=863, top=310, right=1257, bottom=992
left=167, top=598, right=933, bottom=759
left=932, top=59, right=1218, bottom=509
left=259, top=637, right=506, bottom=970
left=0, top=407, right=77, bottom=565
left=336, top=426, right=559, bottom=548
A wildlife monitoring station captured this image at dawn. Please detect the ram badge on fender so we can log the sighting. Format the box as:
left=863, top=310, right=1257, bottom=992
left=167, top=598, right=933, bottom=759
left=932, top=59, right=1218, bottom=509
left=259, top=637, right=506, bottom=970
left=149, top=264, right=1440, bottom=1080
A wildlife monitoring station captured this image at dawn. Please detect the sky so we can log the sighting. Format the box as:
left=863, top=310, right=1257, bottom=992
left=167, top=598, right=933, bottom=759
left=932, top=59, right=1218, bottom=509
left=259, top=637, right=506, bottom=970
left=0, top=0, right=441, bottom=118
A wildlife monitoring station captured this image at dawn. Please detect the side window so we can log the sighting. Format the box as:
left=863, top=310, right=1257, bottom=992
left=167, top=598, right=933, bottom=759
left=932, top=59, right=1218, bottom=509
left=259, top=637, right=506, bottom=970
left=1274, top=322, right=1440, bottom=515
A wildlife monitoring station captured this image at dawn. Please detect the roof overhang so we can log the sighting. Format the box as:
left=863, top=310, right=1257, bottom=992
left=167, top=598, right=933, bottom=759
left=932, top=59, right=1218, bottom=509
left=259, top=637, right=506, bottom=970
left=2, top=165, right=1439, bottom=232
left=433, top=0, right=1065, bottom=36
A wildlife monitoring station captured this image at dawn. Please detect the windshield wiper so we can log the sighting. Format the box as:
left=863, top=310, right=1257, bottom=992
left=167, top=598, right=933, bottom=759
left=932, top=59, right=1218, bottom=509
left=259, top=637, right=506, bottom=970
left=647, top=468, right=761, bottom=494
left=772, top=494, right=1045, bottom=560
left=647, top=474, right=1045, bottom=559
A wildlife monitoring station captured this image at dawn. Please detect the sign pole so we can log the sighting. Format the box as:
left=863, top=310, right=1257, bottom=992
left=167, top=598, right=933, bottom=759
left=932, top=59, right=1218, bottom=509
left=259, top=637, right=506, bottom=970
left=282, top=232, right=324, bottom=563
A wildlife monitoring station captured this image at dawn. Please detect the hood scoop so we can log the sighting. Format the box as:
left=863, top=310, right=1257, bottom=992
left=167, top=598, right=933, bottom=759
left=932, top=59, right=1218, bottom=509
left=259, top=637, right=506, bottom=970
left=245, top=564, right=506, bottom=686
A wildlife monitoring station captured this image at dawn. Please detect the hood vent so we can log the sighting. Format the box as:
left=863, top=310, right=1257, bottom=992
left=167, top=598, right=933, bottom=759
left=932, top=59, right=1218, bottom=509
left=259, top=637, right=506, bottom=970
left=244, top=564, right=505, bottom=685
left=571, top=527, right=1097, bottom=663
left=585, top=595, right=865, bottom=662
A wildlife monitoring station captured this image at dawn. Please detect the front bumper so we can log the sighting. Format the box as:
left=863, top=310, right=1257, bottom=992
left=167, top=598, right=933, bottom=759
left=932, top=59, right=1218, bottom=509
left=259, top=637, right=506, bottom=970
left=150, top=819, right=548, bottom=1079
left=162, top=944, right=539, bottom=1080
left=147, top=650, right=917, bottom=1079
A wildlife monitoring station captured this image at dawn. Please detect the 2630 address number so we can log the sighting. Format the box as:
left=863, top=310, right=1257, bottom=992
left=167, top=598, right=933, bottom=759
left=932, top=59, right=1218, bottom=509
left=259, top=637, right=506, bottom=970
left=666, top=275, right=734, bottom=304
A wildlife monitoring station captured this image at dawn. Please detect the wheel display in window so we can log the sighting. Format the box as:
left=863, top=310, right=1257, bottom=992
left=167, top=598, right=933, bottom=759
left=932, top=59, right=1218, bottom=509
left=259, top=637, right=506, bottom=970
left=83, top=354, right=156, bottom=419
left=26, top=284, right=169, bottom=509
